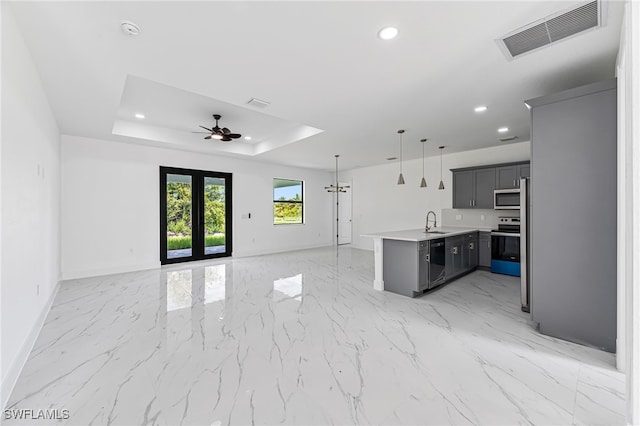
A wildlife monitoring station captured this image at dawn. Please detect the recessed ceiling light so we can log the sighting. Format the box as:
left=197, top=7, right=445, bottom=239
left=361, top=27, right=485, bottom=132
left=244, top=136, right=252, bottom=140
left=378, top=27, right=398, bottom=40
left=474, top=106, right=488, bottom=113
left=134, top=113, right=145, bottom=119
left=498, top=127, right=509, bottom=133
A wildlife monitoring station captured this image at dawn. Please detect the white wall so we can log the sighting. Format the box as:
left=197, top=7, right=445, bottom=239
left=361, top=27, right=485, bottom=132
left=61, top=135, right=334, bottom=279
left=618, top=1, right=640, bottom=424
left=1, top=4, right=61, bottom=409
left=341, top=141, right=530, bottom=250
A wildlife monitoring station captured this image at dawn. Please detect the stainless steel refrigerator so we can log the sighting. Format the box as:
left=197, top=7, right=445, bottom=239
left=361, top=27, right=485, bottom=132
left=520, top=177, right=530, bottom=313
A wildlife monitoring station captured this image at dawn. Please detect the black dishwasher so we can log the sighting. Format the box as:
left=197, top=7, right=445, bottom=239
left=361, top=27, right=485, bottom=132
left=428, top=239, right=446, bottom=288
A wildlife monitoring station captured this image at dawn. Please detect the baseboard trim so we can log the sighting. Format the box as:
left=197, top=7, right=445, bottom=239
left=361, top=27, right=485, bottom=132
left=62, top=262, right=160, bottom=280
left=233, top=242, right=333, bottom=258
left=1, top=280, right=60, bottom=410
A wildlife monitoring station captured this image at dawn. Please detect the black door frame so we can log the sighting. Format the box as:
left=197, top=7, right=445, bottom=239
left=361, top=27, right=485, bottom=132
left=160, top=166, right=232, bottom=265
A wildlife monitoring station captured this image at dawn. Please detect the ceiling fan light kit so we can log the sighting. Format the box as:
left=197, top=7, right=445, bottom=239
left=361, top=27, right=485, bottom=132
left=198, top=114, right=242, bottom=142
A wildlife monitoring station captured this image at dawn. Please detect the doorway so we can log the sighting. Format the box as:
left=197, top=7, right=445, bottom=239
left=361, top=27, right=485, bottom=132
left=160, top=167, right=232, bottom=264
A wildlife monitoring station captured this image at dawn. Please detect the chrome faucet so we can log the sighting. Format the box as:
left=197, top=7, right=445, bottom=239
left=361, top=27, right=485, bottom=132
left=425, top=210, right=437, bottom=232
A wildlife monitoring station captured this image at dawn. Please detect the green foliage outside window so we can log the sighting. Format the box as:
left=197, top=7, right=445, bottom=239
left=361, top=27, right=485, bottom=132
left=273, top=179, right=303, bottom=224
left=166, top=181, right=226, bottom=249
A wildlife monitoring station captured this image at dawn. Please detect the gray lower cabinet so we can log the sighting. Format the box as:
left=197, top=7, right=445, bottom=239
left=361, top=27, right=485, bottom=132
left=462, top=232, right=479, bottom=270
left=478, top=231, right=491, bottom=268
left=383, top=240, right=429, bottom=298
left=445, top=236, right=464, bottom=278
left=384, top=233, right=479, bottom=298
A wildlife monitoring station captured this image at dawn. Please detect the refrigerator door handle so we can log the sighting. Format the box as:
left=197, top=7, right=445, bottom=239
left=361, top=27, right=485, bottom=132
left=520, top=177, right=529, bottom=312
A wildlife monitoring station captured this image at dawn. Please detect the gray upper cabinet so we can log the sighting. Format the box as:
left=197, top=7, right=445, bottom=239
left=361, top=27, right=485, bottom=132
left=474, top=169, right=495, bottom=208
left=453, top=170, right=474, bottom=208
left=453, top=161, right=529, bottom=207
left=496, top=163, right=530, bottom=189
left=495, top=165, right=518, bottom=189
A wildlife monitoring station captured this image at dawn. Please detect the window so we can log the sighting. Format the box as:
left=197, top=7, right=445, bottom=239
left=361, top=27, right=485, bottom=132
left=273, top=178, right=303, bottom=224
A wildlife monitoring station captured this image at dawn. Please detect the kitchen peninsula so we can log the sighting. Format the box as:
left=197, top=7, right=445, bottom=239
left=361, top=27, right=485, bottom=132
left=364, top=227, right=489, bottom=297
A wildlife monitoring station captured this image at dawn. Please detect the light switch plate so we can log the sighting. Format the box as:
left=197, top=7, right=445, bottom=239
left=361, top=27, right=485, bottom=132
left=456, top=214, right=462, bottom=221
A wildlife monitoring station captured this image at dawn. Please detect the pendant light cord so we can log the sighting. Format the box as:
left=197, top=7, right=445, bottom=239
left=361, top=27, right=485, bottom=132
left=422, top=141, right=425, bottom=176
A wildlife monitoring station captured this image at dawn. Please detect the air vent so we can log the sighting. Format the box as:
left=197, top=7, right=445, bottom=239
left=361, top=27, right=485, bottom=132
left=498, top=1, right=600, bottom=60
left=247, top=98, right=270, bottom=108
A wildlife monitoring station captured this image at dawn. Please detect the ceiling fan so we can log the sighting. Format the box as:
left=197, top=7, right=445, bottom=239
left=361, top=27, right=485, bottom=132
left=197, top=114, right=242, bottom=141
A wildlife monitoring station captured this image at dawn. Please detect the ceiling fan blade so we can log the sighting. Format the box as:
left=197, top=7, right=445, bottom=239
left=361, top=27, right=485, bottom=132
left=193, top=131, right=211, bottom=134
left=221, top=127, right=231, bottom=135
left=228, top=133, right=242, bottom=139
left=204, top=135, right=212, bottom=140
left=221, top=136, right=232, bottom=142
left=199, top=125, right=213, bottom=132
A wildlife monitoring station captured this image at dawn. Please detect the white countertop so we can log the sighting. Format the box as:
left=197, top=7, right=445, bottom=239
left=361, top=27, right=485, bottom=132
left=362, top=226, right=492, bottom=242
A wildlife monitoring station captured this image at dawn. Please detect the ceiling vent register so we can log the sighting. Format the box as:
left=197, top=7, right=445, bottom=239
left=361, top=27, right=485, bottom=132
left=498, top=1, right=601, bottom=60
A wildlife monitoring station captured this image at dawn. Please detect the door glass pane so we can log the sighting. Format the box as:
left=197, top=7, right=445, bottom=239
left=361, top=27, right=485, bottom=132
left=166, top=174, right=192, bottom=259
left=204, top=176, right=226, bottom=255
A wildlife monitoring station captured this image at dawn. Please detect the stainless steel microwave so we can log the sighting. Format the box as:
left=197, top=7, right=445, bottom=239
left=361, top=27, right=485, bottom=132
left=494, top=188, right=521, bottom=209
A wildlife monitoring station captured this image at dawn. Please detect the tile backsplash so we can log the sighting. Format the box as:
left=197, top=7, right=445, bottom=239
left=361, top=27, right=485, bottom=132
left=441, top=208, right=519, bottom=230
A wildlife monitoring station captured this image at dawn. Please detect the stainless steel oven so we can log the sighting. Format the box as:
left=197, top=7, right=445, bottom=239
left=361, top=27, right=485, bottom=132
left=494, top=188, right=521, bottom=210
left=491, top=217, right=520, bottom=276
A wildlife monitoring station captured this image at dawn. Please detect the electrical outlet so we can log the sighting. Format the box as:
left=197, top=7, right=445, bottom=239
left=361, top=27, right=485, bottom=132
left=456, top=214, right=462, bottom=221
left=480, top=214, right=485, bottom=221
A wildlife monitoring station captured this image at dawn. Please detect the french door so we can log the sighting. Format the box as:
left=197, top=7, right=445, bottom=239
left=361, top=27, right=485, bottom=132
left=160, top=166, right=232, bottom=264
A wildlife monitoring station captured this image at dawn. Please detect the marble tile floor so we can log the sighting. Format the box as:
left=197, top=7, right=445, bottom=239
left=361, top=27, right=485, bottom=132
left=4, top=246, right=625, bottom=425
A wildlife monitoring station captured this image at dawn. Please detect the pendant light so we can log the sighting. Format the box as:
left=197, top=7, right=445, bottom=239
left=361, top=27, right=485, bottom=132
left=438, top=145, right=445, bottom=190
left=324, top=155, right=350, bottom=247
left=397, top=129, right=405, bottom=185
left=419, top=138, right=428, bottom=188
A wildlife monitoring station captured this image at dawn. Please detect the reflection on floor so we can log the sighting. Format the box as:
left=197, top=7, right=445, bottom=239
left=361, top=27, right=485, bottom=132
left=167, top=245, right=225, bottom=259
left=5, top=247, right=625, bottom=425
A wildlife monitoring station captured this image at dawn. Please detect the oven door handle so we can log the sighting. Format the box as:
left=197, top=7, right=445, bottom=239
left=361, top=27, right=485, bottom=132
left=491, top=232, right=521, bottom=237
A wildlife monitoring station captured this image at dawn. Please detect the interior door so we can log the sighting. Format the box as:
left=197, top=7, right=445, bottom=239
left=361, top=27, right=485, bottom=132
left=160, top=167, right=232, bottom=264
left=337, top=181, right=352, bottom=245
